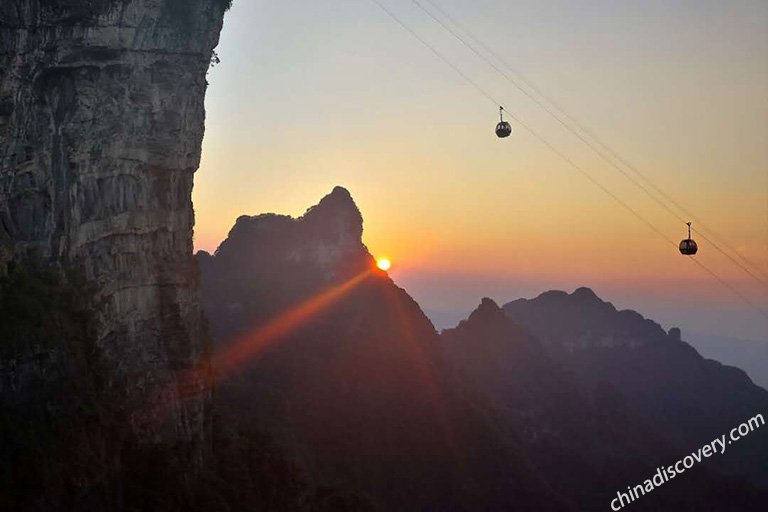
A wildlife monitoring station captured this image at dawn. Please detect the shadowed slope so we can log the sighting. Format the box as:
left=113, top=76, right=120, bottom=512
left=444, top=298, right=768, bottom=510
left=199, top=187, right=568, bottom=512
left=503, top=288, right=768, bottom=488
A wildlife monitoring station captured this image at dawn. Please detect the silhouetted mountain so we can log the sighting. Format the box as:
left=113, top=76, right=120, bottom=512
left=199, top=190, right=768, bottom=511
left=686, top=332, right=768, bottom=389
left=199, top=188, right=569, bottom=512
left=443, top=298, right=768, bottom=511
left=503, top=288, right=768, bottom=488
left=443, top=298, right=643, bottom=507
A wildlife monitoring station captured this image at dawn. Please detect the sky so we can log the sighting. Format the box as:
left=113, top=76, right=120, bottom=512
left=195, top=0, right=768, bottom=340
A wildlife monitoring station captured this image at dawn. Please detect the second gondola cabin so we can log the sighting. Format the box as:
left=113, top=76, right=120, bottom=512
left=496, top=106, right=512, bottom=138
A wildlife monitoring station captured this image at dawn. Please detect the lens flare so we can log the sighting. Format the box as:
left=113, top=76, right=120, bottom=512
left=377, top=258, right=392, bottom=271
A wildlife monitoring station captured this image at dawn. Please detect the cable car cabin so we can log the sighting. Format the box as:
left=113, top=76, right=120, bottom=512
left=496, top=121, right=512, bottom=138
left=679, top=238, right=698, bottom=255
left=496, top=106, right=512, bottom=138
left=679, top=222, right=698, bottom=255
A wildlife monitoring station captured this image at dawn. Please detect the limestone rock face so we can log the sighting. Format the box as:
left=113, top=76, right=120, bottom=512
left=0, top=0, right=227, bottom=444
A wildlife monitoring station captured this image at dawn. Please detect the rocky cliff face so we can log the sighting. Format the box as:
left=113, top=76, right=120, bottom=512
left=0, top=0, right=228, bottom=445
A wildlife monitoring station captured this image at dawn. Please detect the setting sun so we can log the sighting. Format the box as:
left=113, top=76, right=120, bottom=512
left=377, top=258, right=392, bottom=271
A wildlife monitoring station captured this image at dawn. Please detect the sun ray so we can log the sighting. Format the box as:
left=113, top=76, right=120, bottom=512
left=139, top=268, right=375, bottom=427
left=211, top=269, right=373, bottom=375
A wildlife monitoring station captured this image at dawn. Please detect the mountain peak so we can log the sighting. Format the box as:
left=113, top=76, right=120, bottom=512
left=571, top=287, right=599, bottom=301
left=302, top=186, right=364, bottom=243
left=537, top=290, right=569, bottom=301
left=466, top=297, right=505, bottom=324
left=330, top=185, right=353, bottom=199
left=478, top=297, right=501, bottom=312
left=306, top=186, right=358, bottom=216
left=201, top=187, right=372, bottom=288
left=504, top=286, right=670, bottom=350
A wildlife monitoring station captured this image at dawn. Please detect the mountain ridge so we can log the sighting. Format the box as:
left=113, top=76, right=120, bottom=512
left=503, top=287, right=768, bottom=488
left=198, top=187, right=570, bottom=512
left=199, top=187, right=768, bottom=511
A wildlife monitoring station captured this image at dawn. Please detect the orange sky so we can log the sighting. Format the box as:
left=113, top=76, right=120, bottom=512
left=194, top=0, right=767, bottom=340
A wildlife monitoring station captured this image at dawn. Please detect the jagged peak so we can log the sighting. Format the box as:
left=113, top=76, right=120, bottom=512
left=300, top=186, right=364, bottom=241
left=229, top=187, right=360, bottom=232
left=478, top=297, right=501, bottom=312
left=571, top=287, right=600, bottom=301
left=303, top=186, right=360, bottom=218
left=206, top=188, right=370, bottom=277
left=504, top=286, right=669, bottom=344
left=211, top=188, right=365, bottom=260
left=466, top=297, right=506, bottom=324
left=330, top=185, right=354, bottom=200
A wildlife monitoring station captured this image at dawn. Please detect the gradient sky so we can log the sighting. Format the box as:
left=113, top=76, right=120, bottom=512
left=194, top=0, right=767, bottom=340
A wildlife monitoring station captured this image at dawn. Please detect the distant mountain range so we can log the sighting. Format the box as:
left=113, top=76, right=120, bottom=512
left=198, top=187, right=768, bottom=511
left=685, top=332, right=768, bottom=390
left=426, top=310, right=768, bottom=390
left=503, top=288, right=768, bottom=488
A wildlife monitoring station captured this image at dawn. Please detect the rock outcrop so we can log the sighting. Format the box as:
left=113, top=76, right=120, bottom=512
left=0, top=0, right=228, bottom=446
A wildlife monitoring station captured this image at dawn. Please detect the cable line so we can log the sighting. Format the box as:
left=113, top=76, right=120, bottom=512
left=423, top=0, right=767, bottom=283
left=365, top=0, right=768, bottom=320
left=368, top=0, right=501, bottom=107
left=688, top=256, right=768, bottom=318
left=368, top=0, right=668, bottom=245
left=414, top=0, right=768, bottom=291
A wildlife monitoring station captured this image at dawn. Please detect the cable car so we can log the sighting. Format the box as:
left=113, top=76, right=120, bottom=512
left=679, top=222, right=698, bottom=255
left=496, top=106, right=512, bottom=138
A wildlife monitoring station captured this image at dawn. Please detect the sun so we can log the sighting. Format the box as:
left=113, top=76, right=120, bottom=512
left=376, top=258, right=392, bottom=271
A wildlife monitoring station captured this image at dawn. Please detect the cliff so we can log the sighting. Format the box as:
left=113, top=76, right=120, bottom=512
left=0, top=0, right=228, bottom=447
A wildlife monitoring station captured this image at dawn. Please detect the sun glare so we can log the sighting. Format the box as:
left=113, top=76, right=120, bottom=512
left=377, top=258, right=392, bottom=271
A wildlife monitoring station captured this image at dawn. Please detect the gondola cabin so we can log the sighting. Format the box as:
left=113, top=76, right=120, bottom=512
left=679, top=222, right=698, bottom=255
left=496, top=121, right=512, bottom=138
left=496, top=106, right=512, bottom=138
